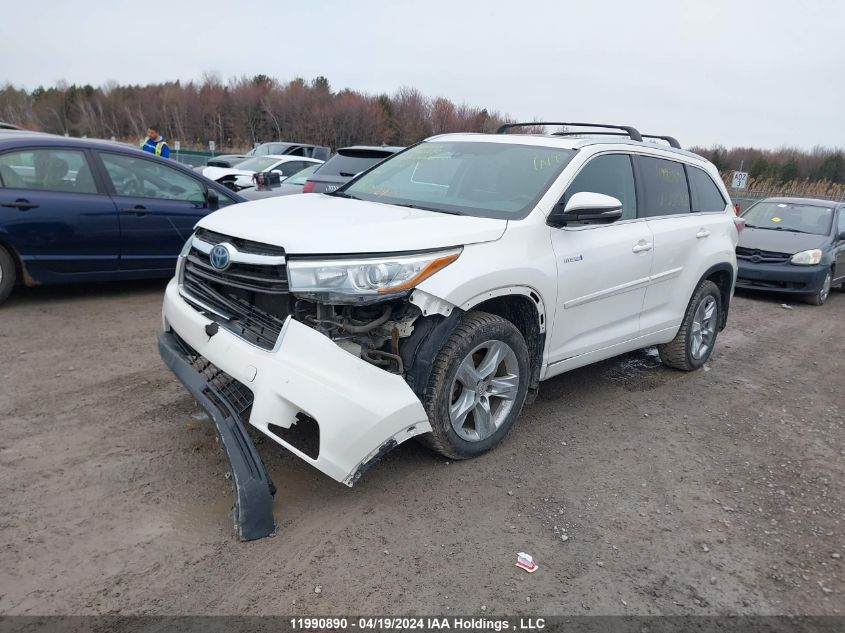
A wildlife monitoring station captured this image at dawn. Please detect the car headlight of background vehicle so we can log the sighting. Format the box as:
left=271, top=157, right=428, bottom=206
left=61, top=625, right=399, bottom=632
left=790, top=249, right=822, bottom=265
left=287, top=248, right=462, bottom=303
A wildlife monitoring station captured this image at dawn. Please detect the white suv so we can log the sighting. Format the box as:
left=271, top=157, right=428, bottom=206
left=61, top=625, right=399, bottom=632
left=159, top=123, right=740, bottom=538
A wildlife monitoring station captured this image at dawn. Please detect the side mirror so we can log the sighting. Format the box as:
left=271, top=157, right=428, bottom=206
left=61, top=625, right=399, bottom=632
left=205, top=188, right=219, bottom=209
left=838, top=230, right=845, bottom=241
left=549, top=191, right=624, bottom=227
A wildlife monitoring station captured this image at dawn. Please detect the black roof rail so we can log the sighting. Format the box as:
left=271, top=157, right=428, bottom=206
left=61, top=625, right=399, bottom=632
left=550, top=130, right=682, bottom=150
left=642, top=134, right=682, bottom=149
left=496, top=121, right=643, bottom=142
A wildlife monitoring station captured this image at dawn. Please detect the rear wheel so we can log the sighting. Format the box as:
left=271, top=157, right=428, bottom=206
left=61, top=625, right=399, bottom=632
left=0, top=246, right=16, bottom=306
left=419, top=312, right=530, bottom=460
left=806, top=269, right=832, bottom=306
left=658, top=280, right=722, bottom=371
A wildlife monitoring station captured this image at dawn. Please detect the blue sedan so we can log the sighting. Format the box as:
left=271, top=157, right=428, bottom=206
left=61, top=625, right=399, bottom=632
left=0, top=131, right=245, bottom=304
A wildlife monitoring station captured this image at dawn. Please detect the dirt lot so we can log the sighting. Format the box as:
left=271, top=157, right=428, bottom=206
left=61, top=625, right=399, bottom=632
left=1, top=281, right=843, bottom=616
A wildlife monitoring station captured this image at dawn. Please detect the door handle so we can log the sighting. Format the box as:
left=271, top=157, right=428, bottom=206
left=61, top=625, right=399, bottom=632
left=696, top=228, right=711, bottom=239
left=1, top=198, right=39, bottom=211
left=121, top=205, right=148, bottom=216
left=632, top=242, right=653, bottom=253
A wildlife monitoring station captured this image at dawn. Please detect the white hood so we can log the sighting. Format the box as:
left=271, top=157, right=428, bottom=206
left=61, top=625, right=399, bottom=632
left=202, top=166, right=252, bottom=182
left=197, top=193, right=508, bottom=254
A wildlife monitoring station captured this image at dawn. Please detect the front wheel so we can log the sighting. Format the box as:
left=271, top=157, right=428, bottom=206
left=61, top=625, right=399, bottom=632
left=658, top=280, right=722, bottom=371
left=419, top=312, right=530, bottom=460
left=0, top=246, right=16, bottom=306
left=805, top=269, right=832, bottom=306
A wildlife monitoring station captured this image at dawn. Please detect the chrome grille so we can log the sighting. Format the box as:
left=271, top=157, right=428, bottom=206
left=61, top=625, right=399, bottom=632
left=735, top=247, right=791, bottom=263
left=180, top=231, right=290, bottom=350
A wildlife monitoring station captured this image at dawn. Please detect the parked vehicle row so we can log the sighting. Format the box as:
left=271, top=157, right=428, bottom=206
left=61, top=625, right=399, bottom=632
left=2, top=122, right=840, bottom=540
left=199, top=155, right=323, bottom=191
left=206, top=141, right=330, bottom=168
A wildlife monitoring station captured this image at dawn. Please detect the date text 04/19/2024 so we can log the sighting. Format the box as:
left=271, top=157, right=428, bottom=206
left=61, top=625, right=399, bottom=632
left=289, top=617, right=547, bottom=630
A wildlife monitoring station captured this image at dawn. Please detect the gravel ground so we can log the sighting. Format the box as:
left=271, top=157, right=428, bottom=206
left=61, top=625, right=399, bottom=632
left=0, top=281, right=842, bottom=616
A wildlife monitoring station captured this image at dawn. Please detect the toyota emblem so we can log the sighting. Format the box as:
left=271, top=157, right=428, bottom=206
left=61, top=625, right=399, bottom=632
left=210, top=243, right=233, bottom=271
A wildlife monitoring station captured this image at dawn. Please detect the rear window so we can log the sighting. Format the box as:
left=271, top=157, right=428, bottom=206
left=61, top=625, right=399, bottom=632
left=318, top=149, right=395, bottom=178
left=638, top=156, right=691, bottom=216
left=687, top=166, right=726, bottom=212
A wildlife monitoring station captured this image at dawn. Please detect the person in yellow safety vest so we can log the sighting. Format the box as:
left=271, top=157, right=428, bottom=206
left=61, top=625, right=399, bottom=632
left=140, top=125, right=170, bottom=158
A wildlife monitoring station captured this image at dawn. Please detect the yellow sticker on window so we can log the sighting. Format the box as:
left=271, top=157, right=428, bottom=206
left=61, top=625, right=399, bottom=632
left=771, top=217, right=781, bottom=222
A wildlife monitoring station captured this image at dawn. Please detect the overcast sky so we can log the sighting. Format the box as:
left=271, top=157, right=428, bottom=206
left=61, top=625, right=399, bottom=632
left=2, top=0, right=843, bottom=149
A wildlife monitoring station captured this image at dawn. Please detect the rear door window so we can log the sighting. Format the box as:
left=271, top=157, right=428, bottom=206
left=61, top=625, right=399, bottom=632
left=637, top=156, right=691, bottom=216
left=0, top=148, right=98, bottom=194
left=563, top=153, right=637, bottom=220
left=687, top=166, right=726, bottom=212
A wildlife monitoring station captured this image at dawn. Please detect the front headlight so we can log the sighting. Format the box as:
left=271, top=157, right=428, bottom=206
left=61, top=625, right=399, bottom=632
left=790, top=249, right=822, bottom=265
left=287, top=248, right=462, bottom=303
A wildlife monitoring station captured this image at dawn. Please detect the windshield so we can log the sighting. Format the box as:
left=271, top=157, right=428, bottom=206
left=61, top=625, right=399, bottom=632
left=235, top=156, right=281, bottom=172
left=288, top=164, right=320, bottom=185
left=742, top=201, right=833, bottom=235
left=343, top=141, right=576, bottom=218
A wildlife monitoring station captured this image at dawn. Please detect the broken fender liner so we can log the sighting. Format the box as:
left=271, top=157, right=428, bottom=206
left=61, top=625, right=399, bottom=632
left=158, top=332, right=275, bottom=541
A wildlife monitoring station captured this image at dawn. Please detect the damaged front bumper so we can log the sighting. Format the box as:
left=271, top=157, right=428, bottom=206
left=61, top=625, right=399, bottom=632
left=160, top=278, right=431, bottom=487
left=158, top=331, right=275, bottom=540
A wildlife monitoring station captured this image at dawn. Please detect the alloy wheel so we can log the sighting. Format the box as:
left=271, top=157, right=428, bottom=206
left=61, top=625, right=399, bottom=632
left=819, top=272, right=832, bottom=303
left=448, top=340, right=520, bottom=442
left=690, top=296, right=718, bottom=360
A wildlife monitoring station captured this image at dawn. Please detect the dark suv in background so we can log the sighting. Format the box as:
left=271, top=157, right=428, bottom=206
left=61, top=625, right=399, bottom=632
left=302, top=145, right=403, bottom=193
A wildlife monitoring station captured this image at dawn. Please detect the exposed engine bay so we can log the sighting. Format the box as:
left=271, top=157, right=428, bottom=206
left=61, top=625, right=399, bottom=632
left=292, top=298, right=420, bottom=375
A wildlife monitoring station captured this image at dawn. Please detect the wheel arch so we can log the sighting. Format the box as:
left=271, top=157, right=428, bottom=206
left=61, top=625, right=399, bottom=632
left=697, top=263, right=734, bottom=330
left=465, top=290, right=546, bottom=402
left=0, top=237, right=31, bottom=287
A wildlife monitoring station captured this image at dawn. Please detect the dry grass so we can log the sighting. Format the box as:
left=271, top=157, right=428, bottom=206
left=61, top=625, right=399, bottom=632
left=720, top=172, right=845, bottom=200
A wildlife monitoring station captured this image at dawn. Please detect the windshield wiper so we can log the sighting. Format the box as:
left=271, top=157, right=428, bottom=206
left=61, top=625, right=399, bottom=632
left=338, top=171, right=358, bottom=177
left=392, top=202, right=462, bottom=215
left=743, top=224, right=810, bottom=233
left=327, top=190, right=360, bottom=200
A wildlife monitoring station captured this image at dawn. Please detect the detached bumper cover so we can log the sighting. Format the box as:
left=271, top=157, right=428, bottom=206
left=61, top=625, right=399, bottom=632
left=158, top=331, right=275, bottom=541
left=736, top=261, right=828, bottom=294
left=161, top=279, right=431, bottom=486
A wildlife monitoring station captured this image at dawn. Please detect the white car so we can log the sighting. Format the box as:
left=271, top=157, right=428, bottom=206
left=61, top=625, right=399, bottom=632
left=159, top=122, right=741, bottom=538
left=200, top=155, right=323, bottom=191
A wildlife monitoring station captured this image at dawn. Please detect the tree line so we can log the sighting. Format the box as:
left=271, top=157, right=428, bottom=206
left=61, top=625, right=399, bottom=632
left=2, top=75, right=842, bottom=186
left=694, top=145, right=845, bottom=185
left=0, top=74, right=510, bottom=151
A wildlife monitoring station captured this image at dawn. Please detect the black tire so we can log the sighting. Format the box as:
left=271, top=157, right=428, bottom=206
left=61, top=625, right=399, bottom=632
left=418, top=311, right=530, bottom=460
left=658, top=280, right=722, bottom=371
left=806, top=269, right=833, bottom=305
left=0, top=245, right=15, bottom=306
